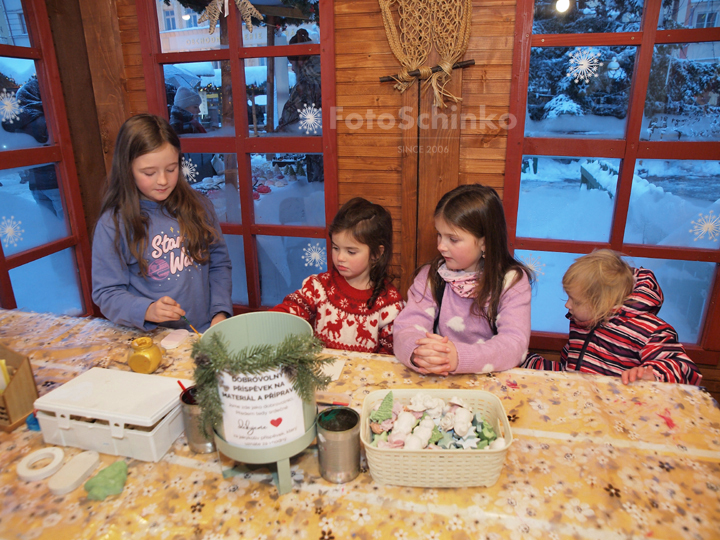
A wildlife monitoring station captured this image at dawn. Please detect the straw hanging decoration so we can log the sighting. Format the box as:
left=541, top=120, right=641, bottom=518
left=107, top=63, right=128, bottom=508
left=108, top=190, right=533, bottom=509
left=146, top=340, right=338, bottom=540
left=378, top=0, right=472, bottom=108
left=378, top=0, right=433, bottom=93
left=199, top=0, right=263, bottom=34
left=426, top=0, right=472, bottom=107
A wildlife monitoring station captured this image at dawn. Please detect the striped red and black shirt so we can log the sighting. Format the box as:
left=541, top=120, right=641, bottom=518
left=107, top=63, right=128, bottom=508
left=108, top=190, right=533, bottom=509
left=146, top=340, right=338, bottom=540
left=522, top=268, right=702, bottom=385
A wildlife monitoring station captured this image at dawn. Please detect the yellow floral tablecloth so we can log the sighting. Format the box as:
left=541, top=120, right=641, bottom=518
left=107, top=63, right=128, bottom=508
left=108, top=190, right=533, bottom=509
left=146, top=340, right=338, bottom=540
left=1, top=309, right=719, bottom=540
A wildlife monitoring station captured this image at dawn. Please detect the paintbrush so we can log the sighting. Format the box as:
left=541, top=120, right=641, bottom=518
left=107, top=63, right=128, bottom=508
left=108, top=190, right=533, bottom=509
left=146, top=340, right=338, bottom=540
left=181, top=315, right=200, bottom=335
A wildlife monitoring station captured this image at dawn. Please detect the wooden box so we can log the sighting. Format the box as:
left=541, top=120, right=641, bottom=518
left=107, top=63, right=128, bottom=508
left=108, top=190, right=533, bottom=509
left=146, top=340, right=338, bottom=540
left=0, top=341, right=39, bottom=432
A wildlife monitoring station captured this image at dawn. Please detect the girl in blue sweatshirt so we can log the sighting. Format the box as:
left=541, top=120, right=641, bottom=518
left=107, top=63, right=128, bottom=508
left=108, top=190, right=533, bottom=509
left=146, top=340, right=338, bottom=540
left=92, top=114, right=232, bottom=332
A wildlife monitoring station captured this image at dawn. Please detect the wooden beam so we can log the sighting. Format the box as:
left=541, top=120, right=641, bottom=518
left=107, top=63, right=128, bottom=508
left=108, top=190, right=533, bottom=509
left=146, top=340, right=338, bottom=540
left=77, top=0, right=131, bottom=175
left=44, top=0, right=107, bottom=242
left=416, top=47, right=464, bottom=267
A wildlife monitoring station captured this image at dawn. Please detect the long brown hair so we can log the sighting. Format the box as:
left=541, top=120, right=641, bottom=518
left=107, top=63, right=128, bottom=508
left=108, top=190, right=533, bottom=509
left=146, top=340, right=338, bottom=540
left=426, top=184, right=532, bottom=331
left=98, top=114, right=220, bottom=276
left=328, top=197, right=394, bottom=309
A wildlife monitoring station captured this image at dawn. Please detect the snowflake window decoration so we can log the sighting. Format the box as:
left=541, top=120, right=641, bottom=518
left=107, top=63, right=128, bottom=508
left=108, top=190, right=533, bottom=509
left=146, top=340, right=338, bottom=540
left=567, top=48, right=603, bottom=84
left=0, top=89, right=21, bottom=124
left=1, top=216, right=24, bottom=248
left=521, top=254, right=545, bottom=277
left=301, top=242, right=326, bottom=269
left=182, top=156, right=198, bottom=183
left=690, top=210, right=720, bottom=242
left=298, top=103, right=322, bottom=135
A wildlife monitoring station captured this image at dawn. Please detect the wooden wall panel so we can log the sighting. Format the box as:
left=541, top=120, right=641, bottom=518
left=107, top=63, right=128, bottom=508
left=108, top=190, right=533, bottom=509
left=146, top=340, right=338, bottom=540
left=44, top=0, right=106, bottom=240
left=117, top=0, right=147, bottom=116
left=334, top=0, right=517, bottom=292
left=460, top=0, right=516, bottom=201
left=77, top=0, right=132, bottom=176
left=334, top=1, right=406, bottom=283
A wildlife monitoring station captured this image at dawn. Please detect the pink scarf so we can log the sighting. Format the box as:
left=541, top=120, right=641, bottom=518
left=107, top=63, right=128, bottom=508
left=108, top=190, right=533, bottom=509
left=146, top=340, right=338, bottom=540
left=437, top=263, right=479, bottom=298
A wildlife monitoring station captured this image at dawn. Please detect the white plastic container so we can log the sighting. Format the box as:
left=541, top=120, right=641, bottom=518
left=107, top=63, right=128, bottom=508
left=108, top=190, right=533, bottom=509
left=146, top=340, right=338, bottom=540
left=34, top=368, right=192, bottom=462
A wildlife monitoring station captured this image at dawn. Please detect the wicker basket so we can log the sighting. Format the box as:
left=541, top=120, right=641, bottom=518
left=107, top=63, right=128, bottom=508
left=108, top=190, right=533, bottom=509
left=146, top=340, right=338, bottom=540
left=360, top=389, right=512, bottom=488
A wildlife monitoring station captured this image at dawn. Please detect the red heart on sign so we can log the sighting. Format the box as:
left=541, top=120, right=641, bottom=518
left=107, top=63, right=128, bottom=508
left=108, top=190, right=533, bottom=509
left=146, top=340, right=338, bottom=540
left=270, top=418, right=283, bottom=427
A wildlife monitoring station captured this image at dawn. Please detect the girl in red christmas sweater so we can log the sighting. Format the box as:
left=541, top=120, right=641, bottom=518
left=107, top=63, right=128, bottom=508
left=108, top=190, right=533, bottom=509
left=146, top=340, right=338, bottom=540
left=271, top=198, right=404, bottom=354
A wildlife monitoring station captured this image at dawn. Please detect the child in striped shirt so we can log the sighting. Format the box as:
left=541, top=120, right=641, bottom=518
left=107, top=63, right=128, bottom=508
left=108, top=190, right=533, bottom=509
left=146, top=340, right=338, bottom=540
left=521, top=250, right=701, bottom=385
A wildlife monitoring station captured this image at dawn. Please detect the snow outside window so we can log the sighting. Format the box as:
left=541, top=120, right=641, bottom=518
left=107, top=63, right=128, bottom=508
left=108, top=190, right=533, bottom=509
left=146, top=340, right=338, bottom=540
left=526, top=46, right=636, bottom=139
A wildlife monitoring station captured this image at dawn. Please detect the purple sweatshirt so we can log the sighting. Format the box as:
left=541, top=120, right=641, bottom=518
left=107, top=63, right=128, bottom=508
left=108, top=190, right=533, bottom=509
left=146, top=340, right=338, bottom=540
left=393, top=266, right=532, bottom=374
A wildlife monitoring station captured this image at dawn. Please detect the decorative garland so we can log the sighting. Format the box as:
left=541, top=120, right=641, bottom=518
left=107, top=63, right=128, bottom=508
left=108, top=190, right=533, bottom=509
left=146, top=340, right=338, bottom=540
left=191, top=331, right=332, bottom=437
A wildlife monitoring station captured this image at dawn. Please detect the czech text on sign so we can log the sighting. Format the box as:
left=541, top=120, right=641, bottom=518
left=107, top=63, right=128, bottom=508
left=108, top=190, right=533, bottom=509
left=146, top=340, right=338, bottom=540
left=219, top=369, right=305, bottom=448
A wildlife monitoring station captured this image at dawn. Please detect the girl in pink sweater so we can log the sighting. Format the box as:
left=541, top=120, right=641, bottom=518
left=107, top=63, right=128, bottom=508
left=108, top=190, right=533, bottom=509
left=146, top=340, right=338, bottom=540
left=393, top=184, right=534, bottom=375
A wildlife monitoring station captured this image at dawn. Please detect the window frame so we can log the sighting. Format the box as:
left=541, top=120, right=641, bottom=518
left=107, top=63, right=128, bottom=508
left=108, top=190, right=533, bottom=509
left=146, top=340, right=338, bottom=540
left=136, top=0, right=338, bottom=312
left=505, top=0, right=720, bottom=365
left=0, top=0, right=93, bottom=314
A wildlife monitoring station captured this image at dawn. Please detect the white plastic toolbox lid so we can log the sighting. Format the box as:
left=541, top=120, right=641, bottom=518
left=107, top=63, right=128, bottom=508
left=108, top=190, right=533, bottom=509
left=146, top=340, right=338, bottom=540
left=34, top=368, right=193, bottom=438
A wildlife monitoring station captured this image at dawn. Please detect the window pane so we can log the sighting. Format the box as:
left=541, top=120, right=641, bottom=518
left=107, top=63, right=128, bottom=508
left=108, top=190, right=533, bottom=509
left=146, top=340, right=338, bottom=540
left=225, top=234, right=248, bottom=306
left=659, top=1, right=720, bottom=29
left=517, top=157, right=618, bottom=241
left=517, top=250, right=714, bottom=344
left=533, top=0, right=643, bottom=34
left=0, top=0, right=30, bottom=47
left=182, top=152, right=240, bottom=224
left=624, top=159, right=720, bottom=249
left=244, top=55, right=321, bottom=136
left=0, top=164, right=68, bottom=256
left=642, top=42, right=720, bottom=142
left=0, top=64, right=52, bottom=151
left=624, top=256, right=714, bottom=344
left=526, top=46, right=636, bottom=139
left=164, top=61, right=233, bottom=136
left=257, top=235, right=327, bottom=306
left=516, top=249, right=580, bottom=333
left=158, top=0, right=223, bottom=53
left=9, top=248, right=83, bottom=316
left=252, top=153, right=325, bottom=225
left=242, top=23, right=320, bottom=48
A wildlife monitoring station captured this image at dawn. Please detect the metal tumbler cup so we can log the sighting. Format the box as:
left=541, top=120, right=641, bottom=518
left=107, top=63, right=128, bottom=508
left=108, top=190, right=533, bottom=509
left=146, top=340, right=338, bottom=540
left=316, top=406, right=361, bottom=483
left=181, top=386, right=216, bottom=454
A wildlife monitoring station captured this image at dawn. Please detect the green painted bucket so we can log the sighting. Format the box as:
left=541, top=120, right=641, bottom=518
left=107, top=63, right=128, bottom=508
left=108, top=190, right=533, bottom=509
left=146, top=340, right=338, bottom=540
left=201, top=312, right=317, bottom=467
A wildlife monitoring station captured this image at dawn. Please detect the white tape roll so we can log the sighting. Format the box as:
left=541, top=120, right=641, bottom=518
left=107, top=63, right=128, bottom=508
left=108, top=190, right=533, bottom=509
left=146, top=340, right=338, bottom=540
left=17, top=447, right=65, bottom=482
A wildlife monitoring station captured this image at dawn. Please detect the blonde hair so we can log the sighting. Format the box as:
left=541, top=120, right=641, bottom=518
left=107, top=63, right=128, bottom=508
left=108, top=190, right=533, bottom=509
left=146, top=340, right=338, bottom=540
left=562, top=249, right=634, bottom=327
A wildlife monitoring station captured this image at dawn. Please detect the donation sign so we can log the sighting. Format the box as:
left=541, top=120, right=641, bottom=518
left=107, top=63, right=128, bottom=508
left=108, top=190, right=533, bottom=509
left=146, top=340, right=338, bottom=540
left=219, top=369, right=305, bottom=448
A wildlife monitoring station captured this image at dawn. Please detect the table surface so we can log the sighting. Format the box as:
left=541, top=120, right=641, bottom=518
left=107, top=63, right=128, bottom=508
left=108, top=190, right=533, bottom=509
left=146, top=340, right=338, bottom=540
left=1, top=309, right=719, bottom=540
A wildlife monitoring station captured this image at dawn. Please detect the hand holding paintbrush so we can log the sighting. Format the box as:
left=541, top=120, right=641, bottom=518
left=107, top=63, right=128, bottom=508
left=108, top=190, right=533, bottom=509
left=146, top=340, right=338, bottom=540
left=145, top=296, right=185, bottom=324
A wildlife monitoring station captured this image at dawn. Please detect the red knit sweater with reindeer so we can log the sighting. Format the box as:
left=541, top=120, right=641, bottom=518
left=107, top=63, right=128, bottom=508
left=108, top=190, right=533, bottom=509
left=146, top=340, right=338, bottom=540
left=270, top=268, right=404, bottom=354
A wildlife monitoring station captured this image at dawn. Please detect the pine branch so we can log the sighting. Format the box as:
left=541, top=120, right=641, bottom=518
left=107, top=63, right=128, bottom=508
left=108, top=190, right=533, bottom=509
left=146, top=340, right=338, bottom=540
left=191, top=330, right=331, bottom=438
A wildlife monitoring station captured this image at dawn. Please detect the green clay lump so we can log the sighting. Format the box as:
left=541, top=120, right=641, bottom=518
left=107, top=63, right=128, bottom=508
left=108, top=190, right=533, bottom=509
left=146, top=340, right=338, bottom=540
left=84, top=460, right=128, bottom=501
